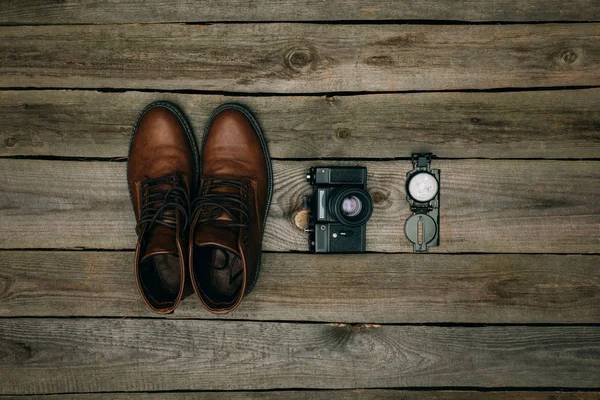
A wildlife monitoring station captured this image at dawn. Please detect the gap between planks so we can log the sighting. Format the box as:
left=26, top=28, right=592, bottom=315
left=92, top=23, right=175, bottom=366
left=1, top=390, right=600, bottom=400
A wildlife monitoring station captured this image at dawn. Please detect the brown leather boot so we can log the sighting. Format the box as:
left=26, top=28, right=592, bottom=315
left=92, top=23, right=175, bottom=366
left=189, top=104, right=273, bottom=314
left=127, top=101, right=199, bottom=314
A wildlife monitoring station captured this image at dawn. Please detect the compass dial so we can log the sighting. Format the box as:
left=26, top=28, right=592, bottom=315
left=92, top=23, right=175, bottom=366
left=407, top=172, right=438, bottom=202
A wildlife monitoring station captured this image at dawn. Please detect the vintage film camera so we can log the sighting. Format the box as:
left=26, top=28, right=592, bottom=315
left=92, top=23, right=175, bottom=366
left=304, top=166, right=373, bottom=253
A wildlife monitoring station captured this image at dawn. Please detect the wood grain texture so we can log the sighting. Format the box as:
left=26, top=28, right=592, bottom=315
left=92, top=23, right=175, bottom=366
left=3, top=0, right=600, bottom=23
left=2, top=390, right=598, bottom=400
left=1, top=24, right=598, bottom=92
left=2, top=89, right=599, bottom=159
left=1, top=320, right=599, bottom=394
left=1, top=251, right=599, bottom=323
left=0, top=159, right=598, bottom=253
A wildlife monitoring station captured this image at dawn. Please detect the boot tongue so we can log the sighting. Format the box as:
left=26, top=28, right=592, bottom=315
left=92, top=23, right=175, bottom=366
left=141, top=225, right=179, bottom=261
left=193, top=177, right=243, bottom=253
left=205, top=176, right=244, bottom=223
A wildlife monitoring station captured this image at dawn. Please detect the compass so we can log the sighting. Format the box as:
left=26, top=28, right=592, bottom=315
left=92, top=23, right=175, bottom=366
left=407, top=171, right=439, bottom=202
left=404, top=153, right=440, bottom=253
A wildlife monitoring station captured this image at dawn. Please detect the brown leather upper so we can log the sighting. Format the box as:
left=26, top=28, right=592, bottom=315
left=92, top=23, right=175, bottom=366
left=128, top=103, right=197, bottom=314
left=200, top=109, right=269, bottom=209
left=190, top=105, right=271, bottom=314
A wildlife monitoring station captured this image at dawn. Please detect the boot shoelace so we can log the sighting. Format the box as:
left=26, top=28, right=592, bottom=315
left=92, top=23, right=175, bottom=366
left=137, top=174, right=191, bottom=237
left=192, top=178, right=250, bottom=230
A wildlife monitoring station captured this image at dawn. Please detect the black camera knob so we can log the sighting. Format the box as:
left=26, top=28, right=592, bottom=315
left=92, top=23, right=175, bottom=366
left=306, top=172, right=312, bottom=182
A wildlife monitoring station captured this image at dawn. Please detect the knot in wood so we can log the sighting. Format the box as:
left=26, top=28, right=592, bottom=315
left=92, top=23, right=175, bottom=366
left=371, top=191, right=387, bottom=203
left=336, top=129, right=350, bottom=139
left=285, top=46, right=317, bottom=72
left=558, top=49, right=580, bottom=65
left=4, top=137, right=17, bottom=148
left=292, top=209, right=309, bottom=230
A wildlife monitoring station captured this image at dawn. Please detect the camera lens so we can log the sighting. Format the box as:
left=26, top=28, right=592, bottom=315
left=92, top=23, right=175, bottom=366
left=341, top=195, right=363, bottom=217
left=329, top=187, right=373, bottom=227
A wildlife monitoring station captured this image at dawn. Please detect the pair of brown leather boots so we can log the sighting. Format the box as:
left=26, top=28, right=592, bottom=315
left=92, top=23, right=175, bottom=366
left=127, top=102, right=273, bottom=314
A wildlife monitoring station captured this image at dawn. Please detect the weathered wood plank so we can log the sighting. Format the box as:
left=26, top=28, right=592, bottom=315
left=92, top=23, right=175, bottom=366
left=1, top=251, right=599, bottom=323
left=0, top=159, right=598, bottom=253
left=1, top=320, right=599, bottom=393
left=1, top=24, right=598, bottom=92
left=3, top=0, right=600, bottom=24
left=2, top=390, right=598, bottom=400
left=2, top=89, right=599, bottom=159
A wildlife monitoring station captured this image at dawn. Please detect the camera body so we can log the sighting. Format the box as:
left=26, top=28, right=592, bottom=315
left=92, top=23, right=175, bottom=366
left=305, top=166, right=373, bottom=253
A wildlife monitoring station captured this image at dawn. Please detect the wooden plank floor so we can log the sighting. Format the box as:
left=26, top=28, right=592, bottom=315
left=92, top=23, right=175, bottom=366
left=2, top=24, right=599, bottom=92
left=1, top=1, right=599, bottom=398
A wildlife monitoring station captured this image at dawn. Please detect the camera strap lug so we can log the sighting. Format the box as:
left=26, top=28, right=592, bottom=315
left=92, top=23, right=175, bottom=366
left=302, top=195, right=310, bottom=211
left=412, top=153, right=432, bottom=170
